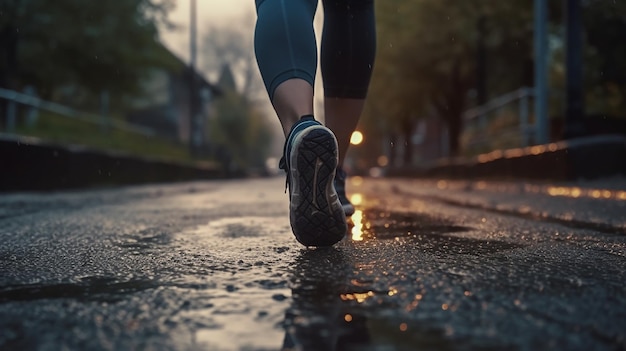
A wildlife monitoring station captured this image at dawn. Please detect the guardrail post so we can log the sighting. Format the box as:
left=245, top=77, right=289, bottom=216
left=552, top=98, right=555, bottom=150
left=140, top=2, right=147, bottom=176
left=6, top=100, right=16, bottom=133
left=534, top=0, right=549, bottom=144
left=24, top=86, right=39, bottom=127
left=520, top=89, right=530, bottom=147
left=100, top=90, right=110, bottom=133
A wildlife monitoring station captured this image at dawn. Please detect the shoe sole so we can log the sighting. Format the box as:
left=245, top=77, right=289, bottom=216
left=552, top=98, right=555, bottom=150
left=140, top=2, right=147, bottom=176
left=288, top=126, right=347, bottom=246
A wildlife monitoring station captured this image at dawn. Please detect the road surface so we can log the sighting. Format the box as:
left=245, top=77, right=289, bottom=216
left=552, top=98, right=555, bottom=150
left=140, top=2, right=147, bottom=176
left=1, top=177, right=625, bottom=350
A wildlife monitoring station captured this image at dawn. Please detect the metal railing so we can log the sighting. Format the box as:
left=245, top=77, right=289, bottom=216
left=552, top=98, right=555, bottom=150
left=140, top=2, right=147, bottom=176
left=462, top=87, right=536, bottom=153
left=0, top=87, right=156, bottom=137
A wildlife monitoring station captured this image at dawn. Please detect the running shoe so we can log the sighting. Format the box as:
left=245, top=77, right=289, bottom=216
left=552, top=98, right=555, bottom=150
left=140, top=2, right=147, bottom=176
left=334, top=166, right=355, bottom=216
left=279, top=115, right=347, bottom=246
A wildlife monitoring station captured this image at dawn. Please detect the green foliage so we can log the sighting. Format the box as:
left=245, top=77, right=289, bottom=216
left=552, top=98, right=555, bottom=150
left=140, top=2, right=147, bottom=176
left=582, top=0, right=626, bottom=116
left=0, top=0, right=175, bottom=97
left=366, top=0, right=626, bottom=160
left=15, top=111, right=194, bottom=163
left=365, top=0, right=534, bottom=157
left=209, top=92, right=272, bottom=173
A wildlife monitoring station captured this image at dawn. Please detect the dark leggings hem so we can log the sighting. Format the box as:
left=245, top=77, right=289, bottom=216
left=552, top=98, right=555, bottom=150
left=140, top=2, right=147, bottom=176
left=269, top=69, right=315, bottom=101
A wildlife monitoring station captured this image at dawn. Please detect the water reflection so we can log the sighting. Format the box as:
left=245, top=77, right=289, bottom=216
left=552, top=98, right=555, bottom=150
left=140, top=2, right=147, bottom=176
left=281, top=249, right=371, bottom=351
left=351, top=210, right=364, bottom=242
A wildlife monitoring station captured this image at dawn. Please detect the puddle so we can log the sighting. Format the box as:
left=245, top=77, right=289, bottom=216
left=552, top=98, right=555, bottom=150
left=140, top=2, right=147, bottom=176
left=350, top=209, right=523, bottom=255
left=188, top=216, right=287, bottom=239
left=0, top=276, right=158, bottom=303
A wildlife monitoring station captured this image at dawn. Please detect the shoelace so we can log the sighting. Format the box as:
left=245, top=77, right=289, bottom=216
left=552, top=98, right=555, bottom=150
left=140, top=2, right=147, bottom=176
left=279, top=156, right=288, bottom=193
left=279, top=115, right=319, bottom=194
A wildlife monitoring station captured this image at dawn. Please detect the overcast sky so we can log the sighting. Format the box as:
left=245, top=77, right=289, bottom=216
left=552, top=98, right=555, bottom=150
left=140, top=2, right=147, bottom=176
left=159, top=0, right=257, bottom=65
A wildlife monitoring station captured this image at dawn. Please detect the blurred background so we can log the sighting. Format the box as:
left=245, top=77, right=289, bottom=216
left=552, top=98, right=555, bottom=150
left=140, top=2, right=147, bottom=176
left=1, top=0, right=625, bottom=177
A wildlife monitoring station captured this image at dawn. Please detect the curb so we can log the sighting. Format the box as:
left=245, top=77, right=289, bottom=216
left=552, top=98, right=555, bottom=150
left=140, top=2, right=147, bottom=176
left=1, top=134, right=224, bottom=192
left=387, top=135, right=626, bottom=181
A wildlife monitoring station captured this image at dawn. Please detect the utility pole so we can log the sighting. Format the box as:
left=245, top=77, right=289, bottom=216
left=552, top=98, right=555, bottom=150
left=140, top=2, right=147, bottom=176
left=564, top=0, right=585, bottom=139
left=534, top=0, right=549, bottom=144
left=189, top=0, right=199, bottom=155
left=476, top=16, right=487, bottom=107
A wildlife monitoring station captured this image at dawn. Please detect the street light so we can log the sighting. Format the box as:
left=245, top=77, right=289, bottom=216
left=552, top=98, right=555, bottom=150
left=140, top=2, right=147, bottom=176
left=350, top=131, right=364, bottom=145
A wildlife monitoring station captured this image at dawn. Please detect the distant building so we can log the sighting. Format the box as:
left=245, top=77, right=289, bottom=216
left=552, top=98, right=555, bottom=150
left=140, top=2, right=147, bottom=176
left=127, top=46, right=221, bottom=144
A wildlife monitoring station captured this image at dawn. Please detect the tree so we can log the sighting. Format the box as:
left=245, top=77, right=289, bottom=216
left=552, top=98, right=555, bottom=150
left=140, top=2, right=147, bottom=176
left=364, top=0, right=534, bottom=159
left=0, top=0, right=174, bottom=97
left=201, top=14, right=264, bottom=101
left=209, top=64, right=272, bottom=174
left=202, top=19, right=275, bottom=173
left=582, top=0, right=626, bottom=117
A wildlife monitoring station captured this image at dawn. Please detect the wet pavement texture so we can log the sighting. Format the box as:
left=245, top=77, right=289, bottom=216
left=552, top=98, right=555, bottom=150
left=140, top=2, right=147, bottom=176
left=0, top=177, right=625, bottom=351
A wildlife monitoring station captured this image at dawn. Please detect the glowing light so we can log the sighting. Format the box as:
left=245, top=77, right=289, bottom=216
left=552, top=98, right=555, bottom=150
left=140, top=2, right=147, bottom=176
left=478, top=154, right=490, bottom=163
left=400, top=323, right=408, bottom=332
left=505, top=148, right=524, bottom=158
left=618, top=191, right=626, bottom=200
left=377, top=155, right=389, bottom=167
left=530, top=145, right=546, bottom=155
left=350, top=176, right=363, bottom=186
left=442, top=303, right=449, bottom=311
left=344, top=314, right=353, bottom=322
left=350, top=193, right=363, bottom=206
left=571, top=187, right=582, bottom=198
left=602, top=190, right=612, bottom=199
left=351, top=210, right=364, bottom=242
left=591, top=190, right=602, bottom=198
left=490, top=150, right=503, bottom=159
left=548, top=186, right=570, bottom=197
left=388, top=288, right=398, bottom=296
left=340, top=291, right=374, bottom=303
left=350, top=131, right=364, bottom=145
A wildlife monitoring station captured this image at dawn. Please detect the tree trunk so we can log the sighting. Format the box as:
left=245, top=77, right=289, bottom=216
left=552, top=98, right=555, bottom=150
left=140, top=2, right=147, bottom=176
left=447, top=117, right=462, bottom=157
left=444, top=61, right=468, bottom=157
left=388, top=133, right=398, bottom=168
left=0, top=24, right=19, bottom=130
left=402, top=120, right=413, bottom=166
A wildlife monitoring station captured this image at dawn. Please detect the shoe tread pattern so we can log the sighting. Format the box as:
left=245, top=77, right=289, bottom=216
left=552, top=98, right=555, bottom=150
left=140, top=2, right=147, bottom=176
left=291, top=128, right=347, bottom=246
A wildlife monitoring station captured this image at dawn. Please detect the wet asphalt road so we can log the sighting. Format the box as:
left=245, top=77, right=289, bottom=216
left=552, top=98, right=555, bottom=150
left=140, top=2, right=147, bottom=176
left=0, top=177, right=625, bottom=351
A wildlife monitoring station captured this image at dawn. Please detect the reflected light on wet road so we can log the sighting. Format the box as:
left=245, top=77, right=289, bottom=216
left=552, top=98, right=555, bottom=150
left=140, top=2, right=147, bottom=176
left=340, top=291, right=375, bottom=303
left=545, top=186, right=626, bottom=201
left=351, top=209, right=364, bottom=242
left=436, top=179, right=626, bottom=202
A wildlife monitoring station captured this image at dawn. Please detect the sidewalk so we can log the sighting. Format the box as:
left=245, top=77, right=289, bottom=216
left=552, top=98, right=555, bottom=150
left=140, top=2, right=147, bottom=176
left=368, top=176, right=626, bottom=234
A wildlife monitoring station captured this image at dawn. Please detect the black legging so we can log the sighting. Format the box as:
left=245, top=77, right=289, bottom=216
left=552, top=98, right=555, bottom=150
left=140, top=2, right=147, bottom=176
left=254, top=0, right=376, bottom=101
